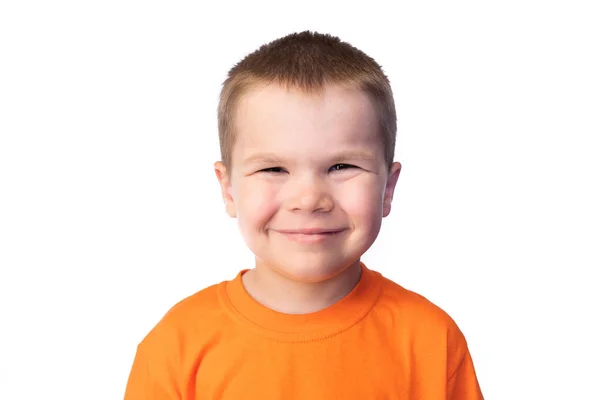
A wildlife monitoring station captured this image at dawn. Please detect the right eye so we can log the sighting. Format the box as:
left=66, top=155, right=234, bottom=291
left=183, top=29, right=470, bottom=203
left=259, top=167, right=285, bottom=173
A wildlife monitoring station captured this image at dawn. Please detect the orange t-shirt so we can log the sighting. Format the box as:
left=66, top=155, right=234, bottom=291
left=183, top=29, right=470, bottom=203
left=124, top=264, right=483, bottom=399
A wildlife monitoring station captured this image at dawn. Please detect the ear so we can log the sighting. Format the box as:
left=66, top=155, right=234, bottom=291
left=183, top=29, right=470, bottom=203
left=383, top=162, right=401, bottom=218
left=214, top=161, right=237, bottom=218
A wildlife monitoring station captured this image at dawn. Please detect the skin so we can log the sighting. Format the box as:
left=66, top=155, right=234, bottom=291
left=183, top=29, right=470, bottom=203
left=215, top=83, right=401, bottom=314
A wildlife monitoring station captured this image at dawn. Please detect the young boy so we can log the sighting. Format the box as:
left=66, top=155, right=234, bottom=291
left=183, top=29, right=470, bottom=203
left=124, top=31, right=483, bottom=399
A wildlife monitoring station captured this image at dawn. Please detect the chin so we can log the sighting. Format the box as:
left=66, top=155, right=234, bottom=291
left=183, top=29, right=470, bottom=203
left=271, top=256, right=357, bottom=284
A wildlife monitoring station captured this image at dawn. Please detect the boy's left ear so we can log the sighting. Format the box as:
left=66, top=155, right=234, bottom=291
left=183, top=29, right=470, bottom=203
left=383, top=162, right=401, bottom=218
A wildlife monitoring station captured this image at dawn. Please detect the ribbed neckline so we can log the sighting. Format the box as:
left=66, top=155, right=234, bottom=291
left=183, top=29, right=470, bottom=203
left=218, top=263, right=383, bottom=342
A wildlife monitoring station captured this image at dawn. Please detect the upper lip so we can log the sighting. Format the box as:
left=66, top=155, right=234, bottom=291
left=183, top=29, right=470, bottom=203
left=275, top=228, right=345, bottom=234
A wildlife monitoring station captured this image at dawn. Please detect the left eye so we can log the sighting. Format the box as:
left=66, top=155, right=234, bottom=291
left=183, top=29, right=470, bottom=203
left=329, top=164, right=356, bottom=172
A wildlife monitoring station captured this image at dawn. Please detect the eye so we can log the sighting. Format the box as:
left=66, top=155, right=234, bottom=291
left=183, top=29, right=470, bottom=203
left=329, top=163, right=357, bottom=172
left=259, top=167, right=286, bottom=173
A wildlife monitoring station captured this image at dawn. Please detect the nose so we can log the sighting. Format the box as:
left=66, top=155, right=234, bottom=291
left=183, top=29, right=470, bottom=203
left=284, top=175, right=334, bottom=213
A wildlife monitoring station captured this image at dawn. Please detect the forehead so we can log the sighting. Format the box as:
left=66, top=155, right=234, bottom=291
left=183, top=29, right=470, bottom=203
left=232, top=83, right=382, bottom=159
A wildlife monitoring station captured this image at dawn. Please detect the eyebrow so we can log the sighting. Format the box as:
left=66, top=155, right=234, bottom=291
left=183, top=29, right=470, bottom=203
left=329, top=150, right=375, bottom=163
left=243, top=153, right=286, bottom=166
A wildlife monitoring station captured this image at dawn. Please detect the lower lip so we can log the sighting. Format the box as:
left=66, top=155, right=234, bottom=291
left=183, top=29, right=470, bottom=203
left=276, top=230, right=345, bottom=244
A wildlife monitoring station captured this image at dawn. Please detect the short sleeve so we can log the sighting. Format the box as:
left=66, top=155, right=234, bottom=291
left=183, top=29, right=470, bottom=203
left=123, top=346, right=178, bottom=400
left=447, top=348, right=484, bottom=400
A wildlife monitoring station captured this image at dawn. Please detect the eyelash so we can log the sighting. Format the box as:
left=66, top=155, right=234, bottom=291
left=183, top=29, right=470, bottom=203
left=260, top=167, right=285, bottom=173
left=330, top=163, right=356, bottom=171
left=259, top=164, right=357, bottom=173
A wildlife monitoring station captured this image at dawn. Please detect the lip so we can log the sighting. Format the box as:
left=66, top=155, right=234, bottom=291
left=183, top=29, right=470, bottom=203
left=273, top=228, right=346, bottom=244
left=277, top=228, right=345, bottom=235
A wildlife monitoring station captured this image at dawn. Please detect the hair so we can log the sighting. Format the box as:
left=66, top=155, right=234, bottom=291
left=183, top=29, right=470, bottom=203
left=217, top=31, right=396, bottom=170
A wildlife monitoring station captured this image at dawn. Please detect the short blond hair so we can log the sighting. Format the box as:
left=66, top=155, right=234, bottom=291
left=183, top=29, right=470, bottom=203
left=218, top=31, right=396, bottom=170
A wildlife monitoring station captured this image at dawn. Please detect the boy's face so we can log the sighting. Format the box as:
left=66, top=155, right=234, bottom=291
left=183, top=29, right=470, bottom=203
left=215, top=83, right=401, bottom=283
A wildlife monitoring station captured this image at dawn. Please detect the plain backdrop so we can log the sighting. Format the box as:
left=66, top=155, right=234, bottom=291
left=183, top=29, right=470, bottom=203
left=1, top=1, right=599, bottom=399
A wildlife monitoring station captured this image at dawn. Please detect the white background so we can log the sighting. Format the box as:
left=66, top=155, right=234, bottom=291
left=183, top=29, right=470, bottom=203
left=1, top=1, right=599, bottom=399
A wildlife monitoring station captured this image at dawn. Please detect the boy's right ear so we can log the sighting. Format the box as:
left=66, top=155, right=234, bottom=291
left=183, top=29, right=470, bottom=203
left=214, top=161, right=237, bottom=218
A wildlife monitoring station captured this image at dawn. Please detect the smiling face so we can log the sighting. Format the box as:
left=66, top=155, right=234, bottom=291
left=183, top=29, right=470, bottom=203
left=215, top=83, right=401, bottom=283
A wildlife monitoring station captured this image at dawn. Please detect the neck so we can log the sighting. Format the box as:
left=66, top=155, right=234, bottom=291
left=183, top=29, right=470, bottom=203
left=241, top=260, right=363, bottom=314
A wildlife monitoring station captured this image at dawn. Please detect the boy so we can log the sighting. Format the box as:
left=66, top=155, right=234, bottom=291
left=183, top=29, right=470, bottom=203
left=124, top=31, right=483, bottom=399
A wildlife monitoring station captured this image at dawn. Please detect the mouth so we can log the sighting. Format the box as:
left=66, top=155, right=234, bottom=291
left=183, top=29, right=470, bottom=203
left=273, top=228, right=346, bottom=244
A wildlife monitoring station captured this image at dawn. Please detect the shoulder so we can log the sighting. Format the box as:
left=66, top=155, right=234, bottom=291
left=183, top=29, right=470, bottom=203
left=374, top=273, right=467, bottom=349
left=137, top=280, right=234, bottom=355
left=165, top=281, right=224, bottom=323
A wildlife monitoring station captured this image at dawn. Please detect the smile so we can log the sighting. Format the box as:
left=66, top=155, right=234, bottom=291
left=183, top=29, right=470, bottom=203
left=273, top=229, right=346, bottom=244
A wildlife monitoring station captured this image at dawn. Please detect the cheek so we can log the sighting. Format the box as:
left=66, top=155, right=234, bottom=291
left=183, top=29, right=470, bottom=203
left=336, top=178, right=384, bottom=223
left=236, top=180, right=280, bottom=228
